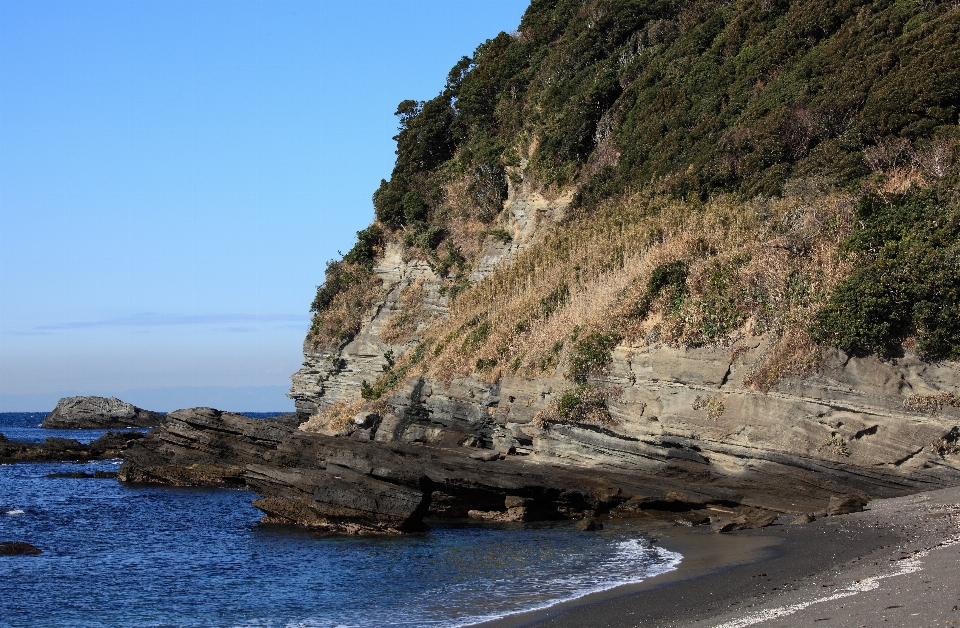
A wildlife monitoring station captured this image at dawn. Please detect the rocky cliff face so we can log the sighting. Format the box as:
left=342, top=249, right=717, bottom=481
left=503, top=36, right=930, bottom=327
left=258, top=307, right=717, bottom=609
left=286, top=184, right=960, bottom=514
left=289, top=183, right=570, bottom=417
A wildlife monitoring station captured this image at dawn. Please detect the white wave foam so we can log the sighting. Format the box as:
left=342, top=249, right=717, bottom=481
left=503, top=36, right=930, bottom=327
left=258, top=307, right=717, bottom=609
left=5, top=509, right=25, bottom=516
left=285, top=536, right=682, bottom=628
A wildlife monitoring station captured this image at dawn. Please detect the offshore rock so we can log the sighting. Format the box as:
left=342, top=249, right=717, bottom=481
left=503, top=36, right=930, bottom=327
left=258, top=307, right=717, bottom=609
left=42, top=396, right=165, bottom=429
left=0, top=542, right=42, bottom=556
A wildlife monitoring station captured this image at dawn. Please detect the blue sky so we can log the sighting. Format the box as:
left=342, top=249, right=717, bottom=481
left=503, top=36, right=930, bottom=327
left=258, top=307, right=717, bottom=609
left=0, top=0, right=529, bottom=411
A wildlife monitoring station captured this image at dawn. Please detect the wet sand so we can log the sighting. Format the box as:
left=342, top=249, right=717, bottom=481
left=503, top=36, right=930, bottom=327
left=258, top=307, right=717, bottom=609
left=476, top=486, right=960, bottom=628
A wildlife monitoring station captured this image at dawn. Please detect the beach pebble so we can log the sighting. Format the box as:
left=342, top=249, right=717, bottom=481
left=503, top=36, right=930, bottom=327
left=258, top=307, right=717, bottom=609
left=469, top=450, right=500, bottom=461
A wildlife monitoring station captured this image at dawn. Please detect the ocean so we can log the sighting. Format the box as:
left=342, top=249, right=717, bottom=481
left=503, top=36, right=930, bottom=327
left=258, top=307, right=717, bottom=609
left=0, top=412, right=681, bottom=627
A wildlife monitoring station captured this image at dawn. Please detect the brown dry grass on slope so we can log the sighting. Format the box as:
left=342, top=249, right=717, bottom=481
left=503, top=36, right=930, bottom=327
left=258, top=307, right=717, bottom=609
left=299, top=399, right=365, bottom=434
left=380, top=279, right=430, bottom=345
left=308, top=262, right=383, bottom=352
left=376, top=181, right=855, bottom=393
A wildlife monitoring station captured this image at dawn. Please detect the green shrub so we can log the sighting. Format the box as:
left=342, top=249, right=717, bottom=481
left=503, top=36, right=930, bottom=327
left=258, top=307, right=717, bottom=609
left=634, top=260, right=688, bottom=318
left=489, top=228, right=512, bottom=244
left=569, top=331, right=622, bottom=381
left=812, top=187, right=960, bottom=360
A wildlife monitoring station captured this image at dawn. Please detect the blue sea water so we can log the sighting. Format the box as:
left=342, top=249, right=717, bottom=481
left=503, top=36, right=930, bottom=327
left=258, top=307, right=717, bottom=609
left=0, top=413, right=681, bottom=628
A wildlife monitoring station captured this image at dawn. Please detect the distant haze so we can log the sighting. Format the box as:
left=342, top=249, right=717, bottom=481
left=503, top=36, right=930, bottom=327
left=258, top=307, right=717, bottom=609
left=0, top=0, right=528, bottom=411
left=0, top=386, right=294, bottom=414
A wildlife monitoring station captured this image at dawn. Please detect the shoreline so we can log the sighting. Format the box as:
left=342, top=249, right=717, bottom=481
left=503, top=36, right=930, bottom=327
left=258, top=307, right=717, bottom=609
left=469, top=523, right=784, bottom=628
left=476, top=486, right=960, bottom=627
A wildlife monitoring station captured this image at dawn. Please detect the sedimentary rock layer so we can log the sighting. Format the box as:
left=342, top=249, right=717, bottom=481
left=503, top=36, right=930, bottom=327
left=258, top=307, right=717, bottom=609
left=117, top=400, right=958, bottom=534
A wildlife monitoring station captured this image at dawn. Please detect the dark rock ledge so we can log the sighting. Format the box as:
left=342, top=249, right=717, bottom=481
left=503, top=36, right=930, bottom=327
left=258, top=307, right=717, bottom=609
left=117, top=408, right=883, bottom=535
left=0, top=431, right=145, bottom=464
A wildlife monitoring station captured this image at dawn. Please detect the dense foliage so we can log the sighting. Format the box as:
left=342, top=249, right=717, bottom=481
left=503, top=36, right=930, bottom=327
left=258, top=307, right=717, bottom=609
left=812, top=184, right=960, bottom=360
left=311, top=0, right=960, bottom=361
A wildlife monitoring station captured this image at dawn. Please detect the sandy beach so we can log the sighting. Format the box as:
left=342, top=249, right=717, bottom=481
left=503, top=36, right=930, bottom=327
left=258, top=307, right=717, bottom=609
left=478, top=486, right=960, bottom=628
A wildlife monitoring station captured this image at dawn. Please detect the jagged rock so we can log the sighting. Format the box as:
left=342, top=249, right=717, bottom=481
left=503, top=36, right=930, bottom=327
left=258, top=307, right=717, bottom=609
left=788, top=513, right=816, bottom=525
left=469, top=450, right=500, bottom=461
left=826, top=494, right=868, bottom=516
left=675, top=511, right=711, bottom=526
left=0, top=542, right=42, bottom=555
left=42, top=396, right=164, bottom=429
left=574, top=517, right=603, bottom=531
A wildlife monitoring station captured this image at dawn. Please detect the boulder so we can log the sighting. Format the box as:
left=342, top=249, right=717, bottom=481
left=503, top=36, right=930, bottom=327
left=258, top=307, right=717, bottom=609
left=711, top=507, right=778, bottom=533
left=574, top=517, right=604, bottom=531
left=42, top=396, right=165, bottom=429
left=826, top=494, right=868, bottom=516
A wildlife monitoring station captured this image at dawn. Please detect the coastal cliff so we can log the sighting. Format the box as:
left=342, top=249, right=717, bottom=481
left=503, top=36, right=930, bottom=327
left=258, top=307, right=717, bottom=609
left=125, top=0, right=959, bottom=532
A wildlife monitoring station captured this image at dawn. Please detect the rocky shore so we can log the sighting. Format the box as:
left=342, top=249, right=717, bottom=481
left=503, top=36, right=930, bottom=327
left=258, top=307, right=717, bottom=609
left=116, top=403, right=956, bottom=535
left=0, top=431, right=145, bottom=464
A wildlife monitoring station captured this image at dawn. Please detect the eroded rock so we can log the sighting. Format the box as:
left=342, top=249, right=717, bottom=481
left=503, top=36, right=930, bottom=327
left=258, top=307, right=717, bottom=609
left=0, top=431, right=144, bottom=464
left=826, top=494, right=868, bottom=516
left=42, top=396, right=165, bottom=429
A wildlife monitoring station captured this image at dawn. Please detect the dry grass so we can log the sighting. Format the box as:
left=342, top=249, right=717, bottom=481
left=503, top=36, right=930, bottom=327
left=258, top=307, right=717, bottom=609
left=932, top=437, right=960, bottom=458
left=904, top=392, right=960, bottom=416
left=441, top=178, right=501, bottom=262
left=298, top=399, right=365, bottom=434
left=308, top=264, right=383, bottom=352
left=817, top=434, right=850, bottom=457
left=864, top=137, right=959, bottom=194
left=407, top=185, right=852, bottom=387
left=692, top=395, right=726, bottom=420
left=358, top=181, right=856, bottom=404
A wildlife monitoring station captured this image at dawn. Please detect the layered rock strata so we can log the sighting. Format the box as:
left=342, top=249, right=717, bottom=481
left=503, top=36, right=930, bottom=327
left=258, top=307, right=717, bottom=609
left=286, top=184, right=960, bottom=530
left=289, top=186, right=569, bottom=417
left=42, top=396, right=165, bottom=429
left=117, top=399, right=956, bottom=534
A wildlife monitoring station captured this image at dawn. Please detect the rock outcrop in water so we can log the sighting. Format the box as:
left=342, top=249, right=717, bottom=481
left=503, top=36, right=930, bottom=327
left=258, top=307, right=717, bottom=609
left=0, top=431, right=146, bottom=464
left=0, top=542, right=42, bottom=556
left=42, top=396, right=165, bottom=429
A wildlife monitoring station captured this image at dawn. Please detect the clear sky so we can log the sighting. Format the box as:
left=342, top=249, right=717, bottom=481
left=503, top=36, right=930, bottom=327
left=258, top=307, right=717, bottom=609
left=0, top=0, right=529, bottom=412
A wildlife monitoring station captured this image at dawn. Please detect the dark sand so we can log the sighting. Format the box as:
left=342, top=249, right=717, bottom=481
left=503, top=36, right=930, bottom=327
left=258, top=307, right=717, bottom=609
left=476, top=486, right=960, bottom=628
